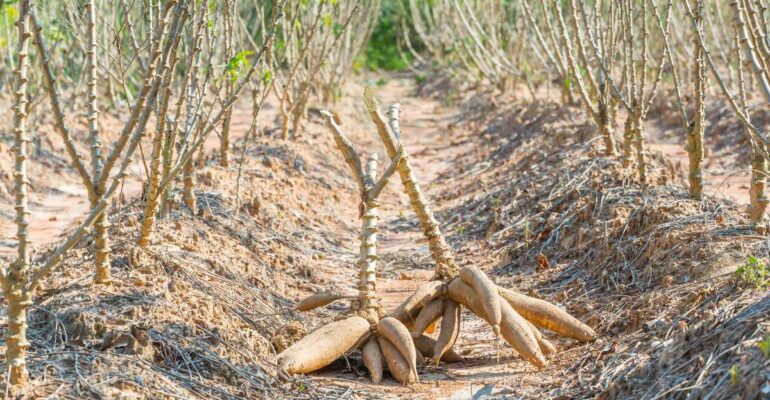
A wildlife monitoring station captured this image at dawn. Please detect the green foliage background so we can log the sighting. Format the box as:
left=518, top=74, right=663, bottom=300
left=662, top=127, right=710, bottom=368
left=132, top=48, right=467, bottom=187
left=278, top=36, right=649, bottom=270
left=361, top=0, right=422, bottom=71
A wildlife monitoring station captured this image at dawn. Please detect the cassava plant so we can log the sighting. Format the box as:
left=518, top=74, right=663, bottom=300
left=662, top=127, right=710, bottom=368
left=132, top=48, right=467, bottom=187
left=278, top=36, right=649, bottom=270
left=546, top=0, right=621, bottom=156
left=137, top=0, right=191, bottom=247
left=6, top=0, right=33, bottom=385
left=268, top=0, right=369, bottom=139
left=402, top=0, right=555, bottom=100
left=220, top=0, right=236, bottom=168
left=727, top=0, right=770, bottom=229
left=277, top=110, right=427, bottom=385
left=31, top=0, right=209, bottom=281
left=648, top=0, right=706, bottom=199
left=364, top=88, right=596, bottom=369
left=687, top=0, right=707, bottom=200
left=520, top=0, right=575, bottom=107
left=318, top=0, right=379, bottom=103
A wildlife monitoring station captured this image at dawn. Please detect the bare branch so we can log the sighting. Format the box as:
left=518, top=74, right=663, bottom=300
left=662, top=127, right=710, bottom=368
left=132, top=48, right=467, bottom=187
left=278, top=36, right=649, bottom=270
left=321, top=109, right=365, bottom=192
left=369, top=146, right=405, bottom=200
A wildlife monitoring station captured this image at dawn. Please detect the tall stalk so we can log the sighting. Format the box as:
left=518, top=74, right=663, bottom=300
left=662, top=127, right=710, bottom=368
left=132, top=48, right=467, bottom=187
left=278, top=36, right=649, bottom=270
left=685, top=0, right=770, bottom=225
left=5, top=0, right=32, bottom=385
left=322, top=110, right=402, bottom=318
left=687, top=0, right=706, bottom=199
left=85, top=0, right=111, bottom=283
left=733, top=1, right=770, bottom=228
left=358, top=154, right=380, bottom=316
left=221, top=0, right=234, bottom=167
left=138, top=1, right=189, bottom=247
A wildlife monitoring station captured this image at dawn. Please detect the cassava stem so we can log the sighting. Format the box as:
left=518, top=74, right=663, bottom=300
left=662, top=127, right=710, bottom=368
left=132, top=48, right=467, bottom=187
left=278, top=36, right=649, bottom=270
left=5, top=0, right=32, bottom=385
left=363, top=91, right=458, bottom=280
left=687, top=0, right=706, bottom=200
left=85, top=0, right=110, bottom=284
left=359, top=153, right=380, bottom=315
left=323, top=109, right=402, bottom=317
left=138, top=1, right=189, bottom=247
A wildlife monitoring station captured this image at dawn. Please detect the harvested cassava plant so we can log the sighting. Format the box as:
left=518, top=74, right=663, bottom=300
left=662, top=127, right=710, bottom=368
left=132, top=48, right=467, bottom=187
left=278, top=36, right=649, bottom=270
left=279, top=110, right=420, bottom=384
left=363, top=89, right=596, bottom=370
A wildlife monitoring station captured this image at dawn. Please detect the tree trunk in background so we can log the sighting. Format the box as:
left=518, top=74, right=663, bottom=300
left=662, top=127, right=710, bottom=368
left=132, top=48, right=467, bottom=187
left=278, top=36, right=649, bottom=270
left=86, top=0, right=111, bottom=283
left=687, top=2, right=706, bottom=200
left=748, top=141, right=768, bottom=229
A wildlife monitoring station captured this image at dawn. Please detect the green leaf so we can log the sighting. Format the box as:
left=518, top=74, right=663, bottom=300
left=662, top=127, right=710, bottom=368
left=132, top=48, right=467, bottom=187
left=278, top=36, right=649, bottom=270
left=4, top=3, right=18, bottom=21
left=759, top=335, right=770, bottom=358
left=225, top=50, right=255, bottom=82
left=46, top=25, right=64, bottom=42
left=261, top=70, right=272, bottom=86
left=729, top=365, right=739, bottom=387
left=736, top=256, right=769, bottom=290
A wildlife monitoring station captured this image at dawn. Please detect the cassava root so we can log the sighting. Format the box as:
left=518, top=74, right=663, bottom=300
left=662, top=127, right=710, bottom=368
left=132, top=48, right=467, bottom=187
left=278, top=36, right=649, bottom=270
left=498, top=287, right=596, bottom=342
left=362, top=337, right=384, bottom=384
left=411, top=298, right=443, bottom=339
left=377, top=317, right=419, bottom=381
left=296, top=292, right=357, bottom=312
left=277, top=316, right=370, bottom=374
left=377, top=336, right=417, bottom=384
left=459, top=266, right=502, bottom=336
left=413, top=335, right=463, bottom=363
left=432, top=299, right=461, bottom=364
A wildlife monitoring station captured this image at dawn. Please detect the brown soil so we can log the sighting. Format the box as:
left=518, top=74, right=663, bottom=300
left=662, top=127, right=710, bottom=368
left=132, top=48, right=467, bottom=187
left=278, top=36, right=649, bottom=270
left=0, top=73, right=768, bottom=399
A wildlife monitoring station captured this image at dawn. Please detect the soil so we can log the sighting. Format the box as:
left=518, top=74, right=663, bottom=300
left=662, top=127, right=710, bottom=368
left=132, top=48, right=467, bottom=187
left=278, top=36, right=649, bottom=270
left=0, top=72, right=768, bottom=399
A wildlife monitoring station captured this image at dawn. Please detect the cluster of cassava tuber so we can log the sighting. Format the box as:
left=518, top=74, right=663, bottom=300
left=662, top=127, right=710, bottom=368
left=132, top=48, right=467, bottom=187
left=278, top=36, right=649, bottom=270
left=276, top=90, right=596, bottom=384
